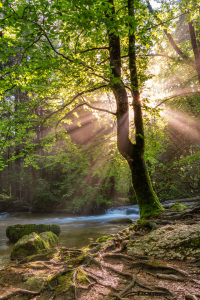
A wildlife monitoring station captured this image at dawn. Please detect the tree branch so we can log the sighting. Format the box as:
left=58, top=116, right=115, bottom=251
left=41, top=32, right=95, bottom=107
left=74, top=28, right=85, bottom=54
left=41, top=84, right=109, bottom=126
left=147, top=1, right=195, bottom=67
left=55, top=103, right=85, bottom=131
left=146, top=3, right=200, bottom=31
left=121, top=54, right=176, bottom=60
left=82, top=101, right=116, bottom=115
left=154, top=91, right=200, bottom=108
left=163, top=29, right=195, bottom=66
left=78, top=47, right=109, bottom=54
left=145, top=53, right=175, bottom=60
left=20, top=34, right=42, bottom=63
left=55, top=101, right=116, bottom=134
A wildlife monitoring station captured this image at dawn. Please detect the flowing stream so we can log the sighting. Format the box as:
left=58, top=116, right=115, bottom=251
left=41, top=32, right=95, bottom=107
left=0, top=205, right=139, bottom=268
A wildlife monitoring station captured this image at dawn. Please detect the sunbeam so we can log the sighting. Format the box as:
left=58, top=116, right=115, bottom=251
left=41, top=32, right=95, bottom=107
left=164, top=108, right=200, bottom=144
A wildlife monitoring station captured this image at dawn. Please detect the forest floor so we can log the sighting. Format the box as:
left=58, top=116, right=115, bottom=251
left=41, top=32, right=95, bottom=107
left=0, top=201, right=200, bottom=300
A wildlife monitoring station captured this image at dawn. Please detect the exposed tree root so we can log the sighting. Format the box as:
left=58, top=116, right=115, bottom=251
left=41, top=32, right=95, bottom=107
left=81, top=268, right=119, bottom=292
left=88, top=244, right=102, bottom=254
left=89, top=277, right=119, bottom=292
left=110, top=274, right=176, bottom=299
left=102, top=253, right=134, bottom=262
left=147, top=271, right=185, bottom=281
left=185, top=295, right=199, bottom=300
left=162, top=204, right=200, bottom=220
left=110, top=275, right=137, bottom=299
left=151, top=286, right=176, bottom=298
left=124, top=290, right=172, bottom=299
left=84, top=254, right=103, bottom=269
left=133, top=255, right=149, bottom=260
left=129, top=261, right=187, bottom=277
left=102, top=264, right=133, bottom=280
left=82, top=267, right=104, bottom=280
left=0, top=289, right=40, bottom=300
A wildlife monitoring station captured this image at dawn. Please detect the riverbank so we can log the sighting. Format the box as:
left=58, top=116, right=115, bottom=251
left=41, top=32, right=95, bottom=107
left=0, top=199, right=200, bottom=299
left=0, top=205, right=139, bottom=269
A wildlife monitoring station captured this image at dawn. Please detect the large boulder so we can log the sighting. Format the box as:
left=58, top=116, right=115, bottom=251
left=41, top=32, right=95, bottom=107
left=10, top=231, right=59, bottom=260
left=6, top=224, right=61, bottom=243
left=127, top=223, right=200, bottom=260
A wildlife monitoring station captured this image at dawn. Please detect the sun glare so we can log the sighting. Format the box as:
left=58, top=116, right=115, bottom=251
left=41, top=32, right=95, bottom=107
left=163, top=108, right=200, bottom=143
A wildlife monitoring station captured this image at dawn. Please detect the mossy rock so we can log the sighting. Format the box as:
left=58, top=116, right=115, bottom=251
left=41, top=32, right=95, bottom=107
left=39, top=231, right=59, bottom=247
left=10, top=232, right=48, bottom=260
left=6, top=224, right=61, bottom=243
left=134, top=219, right=158, bottom=231
left=96, top=235, right=112, bottom=243
left=169, top=203, right=187, bottom=211
left=108, top=218, right=133, bottom=224
left=10, top=231, right=59, bottom=260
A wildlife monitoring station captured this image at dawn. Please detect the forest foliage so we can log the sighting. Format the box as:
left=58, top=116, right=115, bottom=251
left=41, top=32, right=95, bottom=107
left=0, top=0, right=200, bottom=214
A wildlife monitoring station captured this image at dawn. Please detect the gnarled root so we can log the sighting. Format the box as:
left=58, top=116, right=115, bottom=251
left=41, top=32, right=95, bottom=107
left=0, top=289, right=39, bottom=300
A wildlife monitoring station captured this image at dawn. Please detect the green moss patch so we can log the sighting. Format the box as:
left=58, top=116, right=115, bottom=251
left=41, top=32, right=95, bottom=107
left=169, top=203, right=187, bottom=211
left=95, top=235, right=112, bottom=243
left=39, top=231, right=59, bottom=247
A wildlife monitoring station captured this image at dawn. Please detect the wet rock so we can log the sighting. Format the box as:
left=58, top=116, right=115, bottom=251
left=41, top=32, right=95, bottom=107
left=108, top=218, right=133, bottom=224
left=126, top=208, right=139, bottom=215
left=127, top=223, right=200, bottom=260
left=6, top=224, right=61, bottom=243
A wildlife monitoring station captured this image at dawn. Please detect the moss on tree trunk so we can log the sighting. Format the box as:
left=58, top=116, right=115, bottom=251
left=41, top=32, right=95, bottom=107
left=129, top=150, right=164, bottom=218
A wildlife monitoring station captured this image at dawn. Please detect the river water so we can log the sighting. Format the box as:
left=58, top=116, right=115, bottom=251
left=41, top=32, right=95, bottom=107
left=0, top=205, right=139, bottom=268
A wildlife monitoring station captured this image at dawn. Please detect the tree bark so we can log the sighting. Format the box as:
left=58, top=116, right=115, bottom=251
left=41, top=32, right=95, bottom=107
left=106, top=0, right=163, bottom=218
left=188, top=21, right=200, bottom=84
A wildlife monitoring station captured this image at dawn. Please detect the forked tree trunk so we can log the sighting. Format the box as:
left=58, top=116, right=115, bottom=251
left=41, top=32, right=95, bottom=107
left=106, top=0, right=163, bottom=218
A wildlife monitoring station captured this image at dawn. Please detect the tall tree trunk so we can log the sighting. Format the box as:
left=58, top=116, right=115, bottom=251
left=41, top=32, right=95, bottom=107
left=188, top=21, right=200, bottom=84
left=14, top=90, right=22, bottom=199
left=106, top=0, right=163, bottom=218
